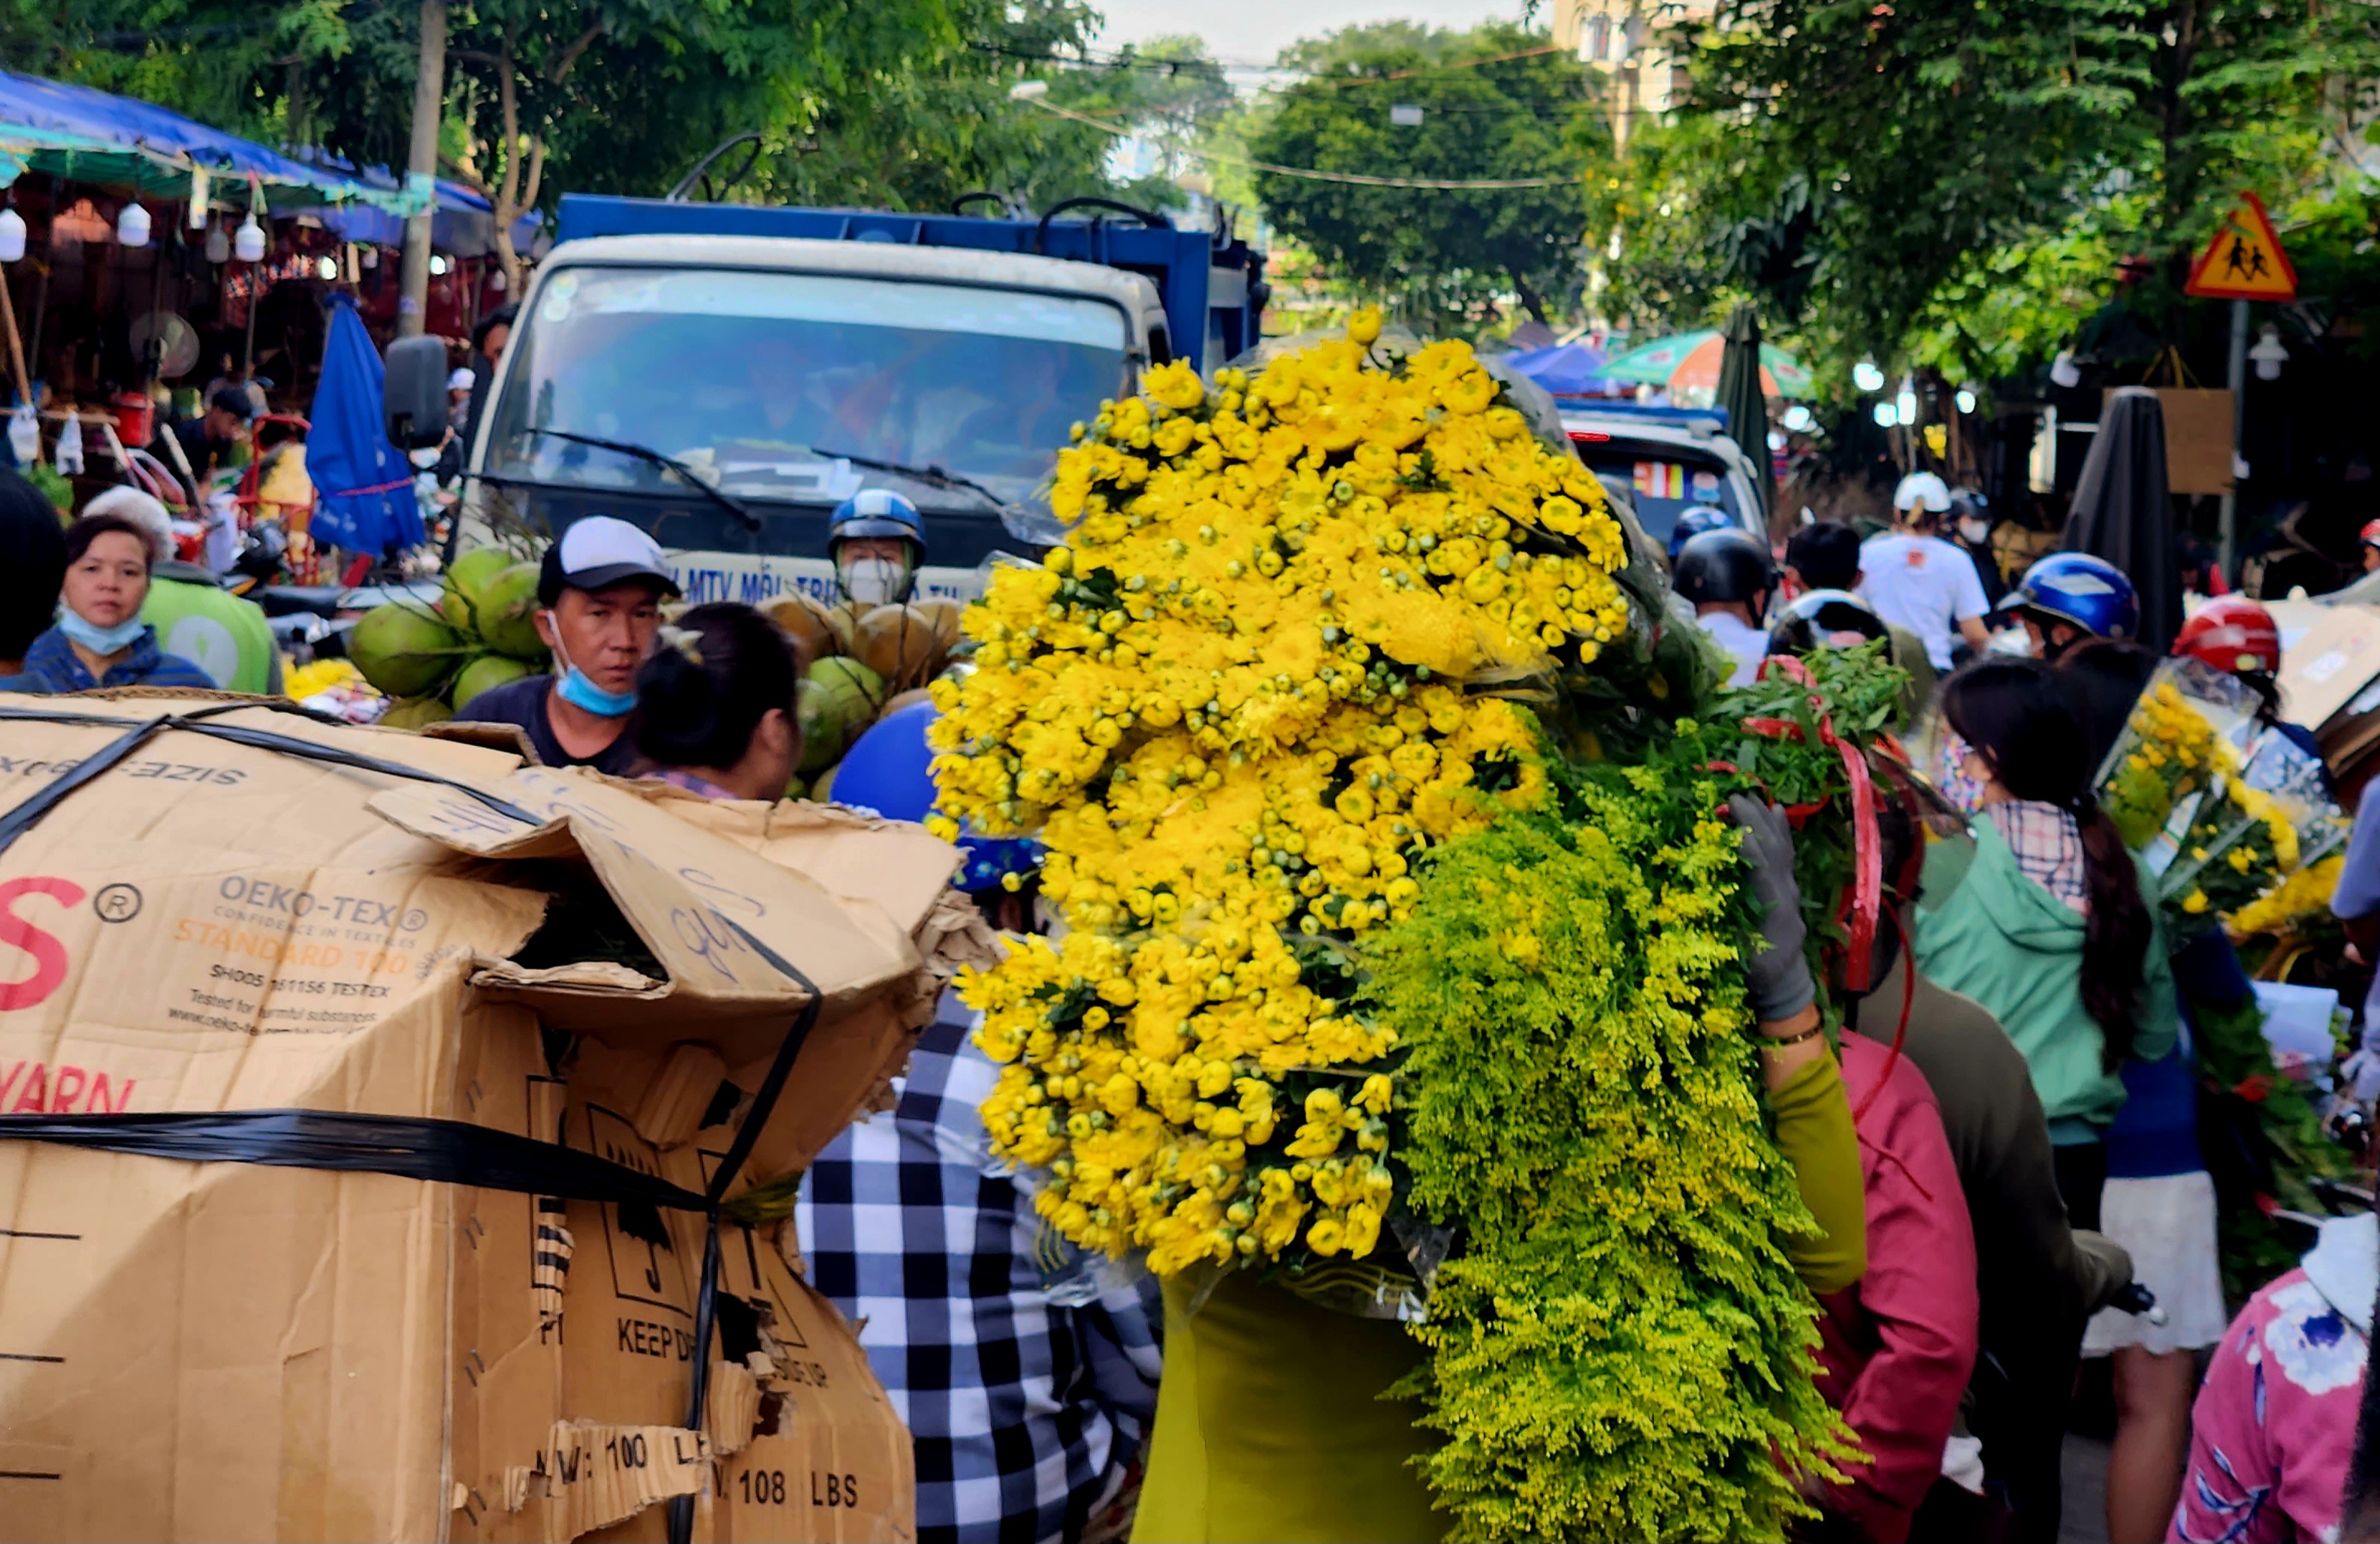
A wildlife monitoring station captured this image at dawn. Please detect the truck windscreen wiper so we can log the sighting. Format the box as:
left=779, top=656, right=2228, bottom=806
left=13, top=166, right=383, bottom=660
left=521, top=428, right=762, bottom=531
left=809, top=446, right=1014, bottom=514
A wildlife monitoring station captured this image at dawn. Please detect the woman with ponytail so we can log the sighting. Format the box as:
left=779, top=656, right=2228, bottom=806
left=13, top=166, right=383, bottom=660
left=631, top=602, right=802, bottom=802
left=1915, top=657, right=2179, bottom=1235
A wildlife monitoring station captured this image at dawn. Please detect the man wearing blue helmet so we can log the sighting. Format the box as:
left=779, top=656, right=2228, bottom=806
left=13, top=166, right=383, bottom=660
left=829, top=488, right=926, bottom=606
left=796, top=699, right=1163, bottom=1544
left=1666, top=505, right=1735, bottom=564
left=2000, top=552, right=2140, bottom=661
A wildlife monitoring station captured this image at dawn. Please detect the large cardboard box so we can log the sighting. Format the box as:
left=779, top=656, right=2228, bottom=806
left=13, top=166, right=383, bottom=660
left=0, top=695, right=955, bottom=1541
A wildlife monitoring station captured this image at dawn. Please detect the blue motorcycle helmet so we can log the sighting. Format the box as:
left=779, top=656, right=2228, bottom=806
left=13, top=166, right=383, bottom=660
left=1998, top=551, right=2140, bottom=648
left=827, top=488, right=926, bottom=556
left=828, top=489, right=928, bottom=606
left=831, top=698, right=1041, bottom=894
left=1666, top=506, right=1735, bottom=563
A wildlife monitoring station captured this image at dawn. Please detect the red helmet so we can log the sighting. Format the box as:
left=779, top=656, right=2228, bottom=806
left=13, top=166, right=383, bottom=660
left=2173, top=596, right=2282, bottom=675
left=2363, top=518, right=2380, bottom=552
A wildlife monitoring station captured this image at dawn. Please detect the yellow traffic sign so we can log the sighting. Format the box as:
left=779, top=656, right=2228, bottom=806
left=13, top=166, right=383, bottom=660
left=2186, top=192, right=2297, bottom=301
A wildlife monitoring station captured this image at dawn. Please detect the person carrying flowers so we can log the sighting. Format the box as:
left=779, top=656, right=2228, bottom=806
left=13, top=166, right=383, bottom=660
left=1916, top=658, right=2179, bottom=1234
left=933, top=318, right=1889, bottom=1542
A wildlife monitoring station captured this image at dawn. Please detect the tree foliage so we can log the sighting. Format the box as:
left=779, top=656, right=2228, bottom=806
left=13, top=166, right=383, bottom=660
left=1248, top=22, right=1598, bottom=329
left=1597, top=0, right=2380, bottom=385
left=0, top=0, right=1224, bottom=228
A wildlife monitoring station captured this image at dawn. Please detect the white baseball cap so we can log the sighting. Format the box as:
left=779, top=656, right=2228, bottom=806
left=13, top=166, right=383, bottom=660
left=447, top=367, right=475, bottom=392
left=1893, top=470, right=1953, bottom=514
left=82, top=485, right=174, bottom=562
left=536, top=516, right=681, bottom=604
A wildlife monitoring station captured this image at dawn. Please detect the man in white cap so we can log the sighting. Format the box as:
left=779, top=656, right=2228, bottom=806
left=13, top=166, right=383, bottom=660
left=449, top=516, right=678, bottom=774
left=1856, top=470, right=1992, bottom=671
left=447, top=367, right=476, bottom=434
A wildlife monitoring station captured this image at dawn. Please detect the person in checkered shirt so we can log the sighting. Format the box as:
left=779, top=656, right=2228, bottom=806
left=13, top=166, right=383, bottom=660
left=796, top=983, right=1162, bottom=1544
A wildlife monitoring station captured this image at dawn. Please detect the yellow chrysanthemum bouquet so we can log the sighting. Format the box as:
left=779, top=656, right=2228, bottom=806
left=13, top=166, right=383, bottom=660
left=2101, top=678, right=2227, bottom=849
left=929, top=316, right=1636, bottom=1276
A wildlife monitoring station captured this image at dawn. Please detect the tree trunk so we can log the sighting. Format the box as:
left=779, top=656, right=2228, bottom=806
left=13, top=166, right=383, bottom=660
left=1509, top=267, right=1552, bottom=326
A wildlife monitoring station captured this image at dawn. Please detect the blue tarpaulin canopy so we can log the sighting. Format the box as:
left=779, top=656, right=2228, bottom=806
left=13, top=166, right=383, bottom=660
left=1504, top=341, right=1617, bottom=398
left=285, top=156, right=539, bottom=257
left=308, top=296, right=425, bottom=555
left=0, top=71, right=424, bottom=214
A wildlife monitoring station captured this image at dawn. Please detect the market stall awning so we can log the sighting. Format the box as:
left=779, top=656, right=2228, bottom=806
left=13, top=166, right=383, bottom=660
left=284, top=155, right=539, bottom=258
left=0, top=71, right=426, bottom=215
left=1503, top=341, right=1615, bottom=398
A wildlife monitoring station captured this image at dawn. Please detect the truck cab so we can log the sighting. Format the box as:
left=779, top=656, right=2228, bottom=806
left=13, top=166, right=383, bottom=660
left=449, top=195, right=1264, bottom=606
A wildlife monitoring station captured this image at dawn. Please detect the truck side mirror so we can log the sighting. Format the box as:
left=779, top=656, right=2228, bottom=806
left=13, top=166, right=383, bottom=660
left=383, top=335, right=451, bottom=449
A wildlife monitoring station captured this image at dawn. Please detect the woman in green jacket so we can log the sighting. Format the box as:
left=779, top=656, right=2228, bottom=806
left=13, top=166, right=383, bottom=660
left=1916, top=657, right=2178, bottom=1231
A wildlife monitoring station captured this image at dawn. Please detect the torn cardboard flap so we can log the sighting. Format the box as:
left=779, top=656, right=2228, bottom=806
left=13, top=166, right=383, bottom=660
left=368, top=765, right=926, bottom=1056
left=650, top=794, right=962, bottom=939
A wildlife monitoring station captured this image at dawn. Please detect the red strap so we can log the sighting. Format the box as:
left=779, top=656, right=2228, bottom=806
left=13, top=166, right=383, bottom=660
left=1850, top=903, right=1917, bottom=1126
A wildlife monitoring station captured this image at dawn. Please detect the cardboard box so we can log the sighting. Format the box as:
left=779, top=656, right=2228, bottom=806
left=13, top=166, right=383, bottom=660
left=2104, top=385, right=2235, bottom=495
left=2276, top=604, right=2380, bottom=731
left=0, top=695, right=953, bottom=1541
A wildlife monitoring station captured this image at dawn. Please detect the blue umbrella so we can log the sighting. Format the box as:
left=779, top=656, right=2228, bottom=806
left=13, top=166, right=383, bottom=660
left=1503, top=341, right=1614, bottom=398
left=306, top=296, right=424, bottom=557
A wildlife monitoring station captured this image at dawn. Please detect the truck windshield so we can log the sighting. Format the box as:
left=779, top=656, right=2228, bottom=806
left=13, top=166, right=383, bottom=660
left=482, top=266, right=1128, bottom=515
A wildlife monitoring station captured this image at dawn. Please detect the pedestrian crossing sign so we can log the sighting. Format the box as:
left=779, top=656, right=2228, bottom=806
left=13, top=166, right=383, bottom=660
left=2185, top=192, right=2297, bottom=301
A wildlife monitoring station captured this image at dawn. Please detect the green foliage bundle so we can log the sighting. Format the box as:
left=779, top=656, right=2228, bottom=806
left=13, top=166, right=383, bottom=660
left=1358, top=670, right=1912, bottom=1539
left=2189, top=980, right=2357, bottom=1303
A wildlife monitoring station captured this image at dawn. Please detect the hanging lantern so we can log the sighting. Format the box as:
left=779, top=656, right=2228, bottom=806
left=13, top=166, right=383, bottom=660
left=234, top=213, right=266, bottom=263
left=204, top=220, right=230, bottom=264
left=0, top=207, right=25, bottom=264
left=487, top=265, right=508, bottom=292
left=358, top=246, right=379, bottom=269
left=116, top=201, right=152, bottom=249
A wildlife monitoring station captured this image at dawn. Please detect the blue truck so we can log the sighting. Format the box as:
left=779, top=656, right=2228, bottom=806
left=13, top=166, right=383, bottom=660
left=449, top=193, right=1266, bottom=604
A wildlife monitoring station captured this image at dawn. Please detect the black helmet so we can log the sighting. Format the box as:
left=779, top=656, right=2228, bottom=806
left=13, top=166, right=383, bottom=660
left=1768, top=588, right=1891, bottom=655
left=1672, top=527, right=1777, bottom=606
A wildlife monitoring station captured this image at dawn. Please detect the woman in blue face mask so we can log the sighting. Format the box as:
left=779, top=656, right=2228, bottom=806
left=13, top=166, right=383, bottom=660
left=8, top=512, right=216, bottom=693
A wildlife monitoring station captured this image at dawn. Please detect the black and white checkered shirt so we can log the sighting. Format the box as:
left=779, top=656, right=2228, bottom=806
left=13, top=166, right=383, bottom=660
left=796, top=999, right=1163, bottom=1544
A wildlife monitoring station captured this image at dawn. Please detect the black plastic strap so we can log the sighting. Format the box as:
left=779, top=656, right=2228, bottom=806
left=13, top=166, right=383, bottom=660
left=0, top=1108, right=712, bottom=1210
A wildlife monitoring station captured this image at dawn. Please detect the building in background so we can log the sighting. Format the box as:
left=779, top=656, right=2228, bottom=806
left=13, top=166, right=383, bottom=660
left=1551, top=0, right=1714, bottom=156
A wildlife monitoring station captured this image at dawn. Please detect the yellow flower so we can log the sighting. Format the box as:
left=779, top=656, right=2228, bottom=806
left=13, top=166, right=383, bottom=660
left=942, top=328, right=1632, bottom=1276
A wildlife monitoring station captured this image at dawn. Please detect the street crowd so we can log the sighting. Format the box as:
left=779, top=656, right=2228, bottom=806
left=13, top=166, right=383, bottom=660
left=5, top=452, right=2380, bottom=1544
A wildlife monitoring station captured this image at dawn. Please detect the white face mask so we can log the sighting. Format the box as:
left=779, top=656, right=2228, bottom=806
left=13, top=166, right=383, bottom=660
left=839, top=556, right=907, bottom=606
left=1959, top=519, right=1992, bottom=544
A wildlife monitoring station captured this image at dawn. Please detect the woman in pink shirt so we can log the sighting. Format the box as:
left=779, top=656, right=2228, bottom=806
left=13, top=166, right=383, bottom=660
left=2169, top=1215, right=2375, bottom=1542
left=1808, top=1032, right=1981, bottom=1542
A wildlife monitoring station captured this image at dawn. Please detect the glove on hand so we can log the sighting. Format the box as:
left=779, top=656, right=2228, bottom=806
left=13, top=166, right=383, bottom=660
left=1726, top=793, right=1817, bottom=1024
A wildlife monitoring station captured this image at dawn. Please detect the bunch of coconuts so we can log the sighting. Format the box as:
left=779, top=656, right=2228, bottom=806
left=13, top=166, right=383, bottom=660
left=346, top=547, right=551, bottom=727
left=760, top=592, right=964, bottom=800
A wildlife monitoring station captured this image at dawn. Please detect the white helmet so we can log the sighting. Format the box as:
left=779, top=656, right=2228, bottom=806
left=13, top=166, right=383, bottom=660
left=1893, top=470, right=1953, bottom=514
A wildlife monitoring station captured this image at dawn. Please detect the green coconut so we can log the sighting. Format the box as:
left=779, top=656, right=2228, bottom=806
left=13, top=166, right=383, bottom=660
left=476, top=561, right=548, bottom=660
left=451, top=652, right=536, bottom=712
left=379, top=696, right=455, bottom=730
left=797, top=656, right=886, bottom=775
left=440, top=547, right=518, bottom=637
left=349, top=600, right=464, bottom=699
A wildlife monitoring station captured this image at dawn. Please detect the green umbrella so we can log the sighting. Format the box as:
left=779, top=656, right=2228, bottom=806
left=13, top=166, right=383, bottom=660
left=1714, top=305, right=1775, bottom=519
left=1601, top=329, right=1817, bottom=399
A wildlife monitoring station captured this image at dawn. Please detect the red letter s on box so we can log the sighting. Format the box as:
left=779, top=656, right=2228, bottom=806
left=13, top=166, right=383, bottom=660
left=0, top=877, right=86, bottom=1011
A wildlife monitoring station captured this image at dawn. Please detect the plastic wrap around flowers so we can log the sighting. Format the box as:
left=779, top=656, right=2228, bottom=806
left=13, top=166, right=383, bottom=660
left=926, top=315, right=1635, bottom=1276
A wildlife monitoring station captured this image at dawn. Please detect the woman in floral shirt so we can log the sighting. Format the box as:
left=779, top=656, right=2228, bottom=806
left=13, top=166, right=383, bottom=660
left=2170, top=1214, right=2375, bottom=1542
